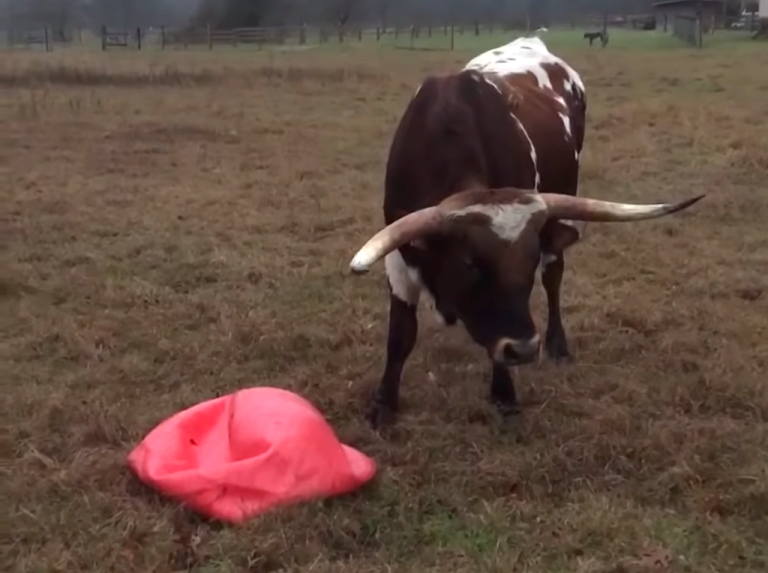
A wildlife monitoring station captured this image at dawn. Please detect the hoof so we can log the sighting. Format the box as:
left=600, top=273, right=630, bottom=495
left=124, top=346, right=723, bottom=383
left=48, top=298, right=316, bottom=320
left=367, top=393, right=398, bottom=429
left=545, top=336, right=574, bottom=364
left=489, top=395, right=520, bottom=419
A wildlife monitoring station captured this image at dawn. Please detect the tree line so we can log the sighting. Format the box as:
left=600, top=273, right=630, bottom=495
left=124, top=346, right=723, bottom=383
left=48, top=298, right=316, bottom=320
left=2, top=0, right=756, bottom=36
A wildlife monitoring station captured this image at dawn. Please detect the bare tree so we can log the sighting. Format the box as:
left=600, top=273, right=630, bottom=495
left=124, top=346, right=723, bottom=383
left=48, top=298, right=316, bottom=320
left=328, top=0, right=361, bottom=27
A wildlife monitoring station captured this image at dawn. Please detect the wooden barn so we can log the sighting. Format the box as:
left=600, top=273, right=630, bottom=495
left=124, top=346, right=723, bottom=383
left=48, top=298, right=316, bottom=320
left=758, top=0, right=768, bottom=37
left=654, top=0, right=725, bottom=34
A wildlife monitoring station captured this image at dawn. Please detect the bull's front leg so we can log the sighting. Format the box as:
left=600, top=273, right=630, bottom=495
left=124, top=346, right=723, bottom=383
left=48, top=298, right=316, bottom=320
left=489, top=363, right=519, bottom=416
left=369, top=251, right=421, bottom=428
left=369, top=293, right=418, bottom=428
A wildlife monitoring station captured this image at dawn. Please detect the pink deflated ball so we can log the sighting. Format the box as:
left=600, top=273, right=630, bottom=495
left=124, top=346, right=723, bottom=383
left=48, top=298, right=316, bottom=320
left=127, top=387, right=377, bottom=524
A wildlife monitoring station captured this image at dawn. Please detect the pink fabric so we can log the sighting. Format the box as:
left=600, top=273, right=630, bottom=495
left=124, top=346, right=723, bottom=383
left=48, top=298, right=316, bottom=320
left=127, top=387, right=376, bottom=523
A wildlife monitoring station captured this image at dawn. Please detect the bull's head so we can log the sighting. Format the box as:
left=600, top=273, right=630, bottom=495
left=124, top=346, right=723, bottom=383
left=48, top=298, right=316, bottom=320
left=349, top=188, right=704, bottom=365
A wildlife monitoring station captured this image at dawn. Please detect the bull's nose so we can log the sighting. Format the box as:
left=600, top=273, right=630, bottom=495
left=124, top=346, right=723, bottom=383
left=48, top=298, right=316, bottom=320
left=494, top=335, right=540, bottom=366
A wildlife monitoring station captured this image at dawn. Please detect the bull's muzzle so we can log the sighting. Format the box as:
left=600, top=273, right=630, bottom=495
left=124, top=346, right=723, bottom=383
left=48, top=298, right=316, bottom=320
left=493, top=335, right=541, bottom=366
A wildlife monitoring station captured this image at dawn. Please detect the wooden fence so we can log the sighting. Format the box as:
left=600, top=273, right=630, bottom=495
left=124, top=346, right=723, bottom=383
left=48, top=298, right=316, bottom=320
left=100, top=19, right=639, bottom=52
left=154, top=23, right=485, bottom=51
left=101, top=26, right=142, bottom=50
left=6, top=27, right=52, bottom=51
left=6, top=16, right=762, bottom=53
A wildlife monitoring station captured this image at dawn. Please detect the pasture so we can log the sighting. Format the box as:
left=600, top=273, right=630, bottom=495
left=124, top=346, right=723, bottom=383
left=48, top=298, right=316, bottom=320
left=3, top=30, right=768, bottom=573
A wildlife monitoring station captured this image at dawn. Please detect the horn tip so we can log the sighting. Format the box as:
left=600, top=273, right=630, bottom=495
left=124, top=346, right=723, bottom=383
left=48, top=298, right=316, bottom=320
left=349, top=255, right=372, bottom=274
left=675, top=194, right=706, bottom=211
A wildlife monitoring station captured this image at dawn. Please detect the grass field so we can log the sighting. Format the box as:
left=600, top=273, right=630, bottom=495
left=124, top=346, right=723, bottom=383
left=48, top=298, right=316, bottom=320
left=3, top=32, right=768, bottom=573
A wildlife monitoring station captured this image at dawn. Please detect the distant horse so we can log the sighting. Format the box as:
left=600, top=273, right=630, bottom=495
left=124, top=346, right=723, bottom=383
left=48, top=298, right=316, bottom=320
left=584, top=31, right=609, bottom=47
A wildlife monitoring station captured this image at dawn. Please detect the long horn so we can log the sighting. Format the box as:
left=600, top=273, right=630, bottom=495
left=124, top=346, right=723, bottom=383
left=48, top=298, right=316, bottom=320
left=349, top=206, right=445, bottom=274
left=539, top=193, right=705, bottom=222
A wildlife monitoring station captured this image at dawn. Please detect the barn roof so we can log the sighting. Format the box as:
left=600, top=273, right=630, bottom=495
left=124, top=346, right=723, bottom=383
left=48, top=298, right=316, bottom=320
left=653, top=0, right=724, bottom=8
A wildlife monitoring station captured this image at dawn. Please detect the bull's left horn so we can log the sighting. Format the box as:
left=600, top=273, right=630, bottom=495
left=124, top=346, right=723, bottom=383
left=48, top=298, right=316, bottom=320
left=349, top=206, right=445, bottom=273
left=539, top=193, right=705, bottom=223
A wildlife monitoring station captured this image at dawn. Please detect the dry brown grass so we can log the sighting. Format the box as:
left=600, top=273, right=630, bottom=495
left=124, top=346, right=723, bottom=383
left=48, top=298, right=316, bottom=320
left=3, top=43, right=768, bottom=573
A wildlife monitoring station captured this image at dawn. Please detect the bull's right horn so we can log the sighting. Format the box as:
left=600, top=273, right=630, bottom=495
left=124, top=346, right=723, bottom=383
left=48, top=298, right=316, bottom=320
left=539, top=193, right=705, bottom=223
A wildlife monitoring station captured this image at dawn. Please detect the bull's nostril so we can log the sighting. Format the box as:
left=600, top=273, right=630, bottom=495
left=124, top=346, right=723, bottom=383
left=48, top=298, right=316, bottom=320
left=502, top=338, right=539, bottom=364
left=493, top=337, right=540, bottom=365
left=503, top=342, right=520, bottom=361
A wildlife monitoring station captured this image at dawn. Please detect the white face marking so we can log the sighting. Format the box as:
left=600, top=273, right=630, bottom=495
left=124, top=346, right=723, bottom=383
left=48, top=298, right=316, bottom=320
left=385, top=250, right=422, bottom=305
left=449, top=197, right=547, bottom=243
left=463, top=36, right=585, bottom=94
left=559, top=112, right=572, bottom=138
left=509, top=113, right=540, bottom=190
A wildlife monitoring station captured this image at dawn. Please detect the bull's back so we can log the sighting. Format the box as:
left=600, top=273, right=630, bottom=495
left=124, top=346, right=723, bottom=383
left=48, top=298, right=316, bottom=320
left=465, top=37, right=586, bottom=197
left=383, top=72, right=534, bottom=224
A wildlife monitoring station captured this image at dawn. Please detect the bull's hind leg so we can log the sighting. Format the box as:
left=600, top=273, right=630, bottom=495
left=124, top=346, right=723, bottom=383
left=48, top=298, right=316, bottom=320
left=369, top=252, right=420, bottom=428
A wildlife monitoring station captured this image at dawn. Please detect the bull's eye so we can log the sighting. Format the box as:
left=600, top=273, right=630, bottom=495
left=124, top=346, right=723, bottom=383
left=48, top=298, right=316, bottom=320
left=463, top=256, right=485, bottom=284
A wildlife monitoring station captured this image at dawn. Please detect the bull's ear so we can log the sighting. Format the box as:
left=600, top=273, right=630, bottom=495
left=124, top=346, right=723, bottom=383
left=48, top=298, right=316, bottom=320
left=541, top=220, right=583, bottom=254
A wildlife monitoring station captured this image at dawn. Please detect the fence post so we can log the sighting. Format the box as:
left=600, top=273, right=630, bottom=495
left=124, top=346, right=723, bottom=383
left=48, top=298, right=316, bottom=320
left=696, top=16, right=702, bottom=47
left=136, top=27, right=141, bottom=50
left=207, top=22, right=212, bottom=49
left=161, top=26, right=165, bottom=49
left=376, top=27, right=380, bottom=41
left=450, top=25, right=454, bottom=50
left=358, top=28, right=362, bottom=42
left=44, top=26, right=50, bottom=52
left=101, top=25, right=106, bottom=51
left=474, top=20, right=479, bottom=36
